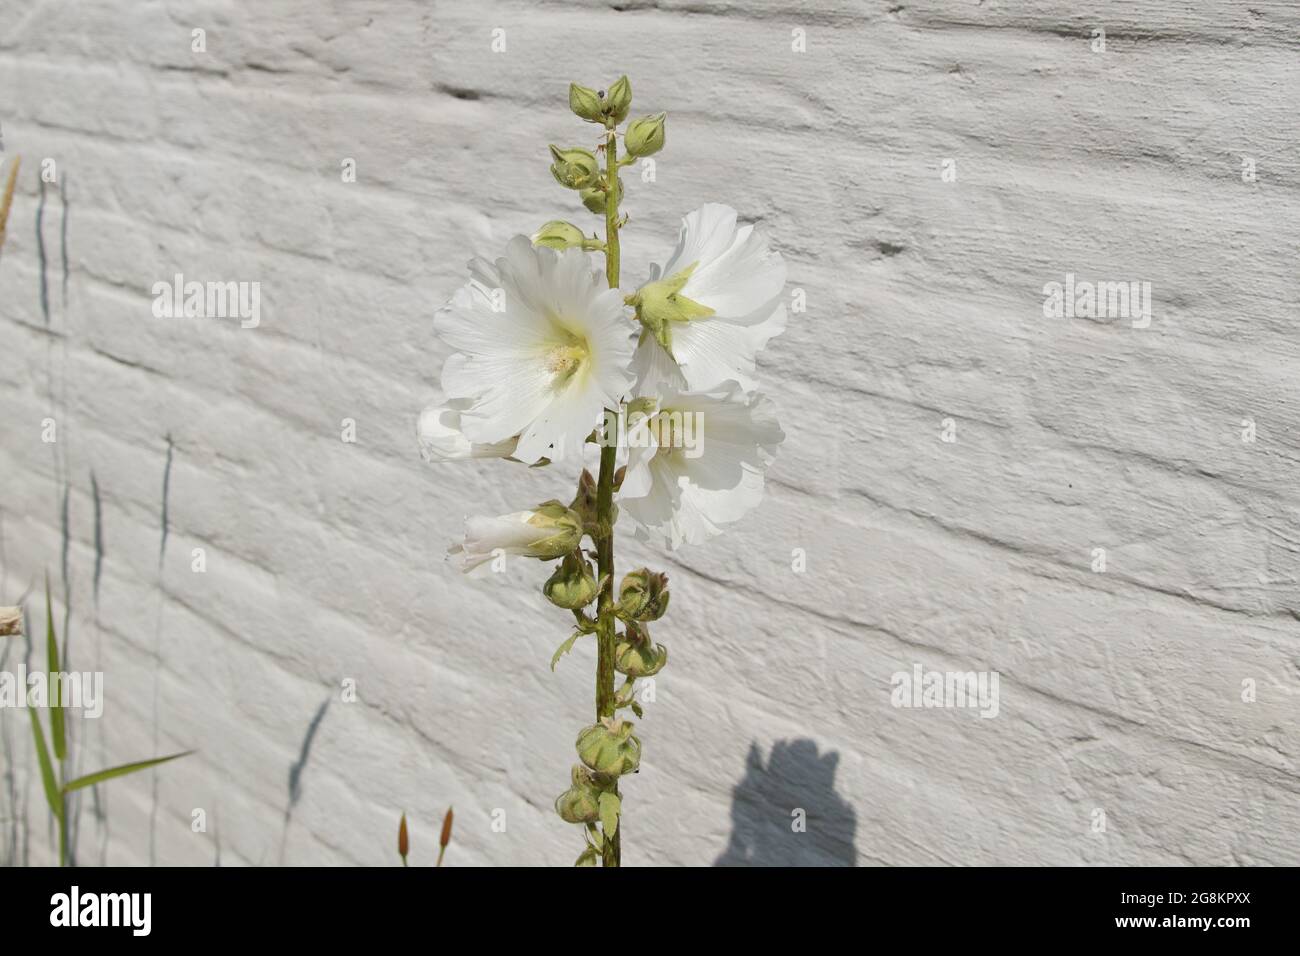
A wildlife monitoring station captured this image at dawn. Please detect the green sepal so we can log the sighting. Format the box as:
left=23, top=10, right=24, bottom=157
left=550, top=629, right=587, bottom=672
left=598, top=792, right=621, bottom=838
left=605, top=75, right=632, bottom=125
left=630, top=262, right=713, bottom=352
left=613, top=678, right=636, bottom=708
left=568, top=83, right=604, bottom=123
left=549, top=145, right=600, bottom=190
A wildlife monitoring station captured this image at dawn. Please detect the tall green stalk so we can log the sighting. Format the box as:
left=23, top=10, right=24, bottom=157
left=542, top=78, right=668, bottom=869
left=594, top=126, right=623, bottom=867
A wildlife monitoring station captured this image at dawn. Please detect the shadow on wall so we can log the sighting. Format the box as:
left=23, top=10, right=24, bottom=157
left=278, top=695, right=331, bottom=865
left=715, top=739, right=857, bottom=867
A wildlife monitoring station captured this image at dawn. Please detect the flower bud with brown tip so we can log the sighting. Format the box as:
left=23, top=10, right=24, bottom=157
left=616, top=568, right=670, bottom=622
left=576, top=717, right=642, bottom=776
left=555, top=765, right=606, bottom=824
left=615, top=622, right=668, bottom=678
left=544, top=552, right=600, bottom=610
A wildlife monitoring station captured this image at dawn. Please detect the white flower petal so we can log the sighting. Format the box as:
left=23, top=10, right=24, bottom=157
left=630, top=333, right=687, bottom=397
left=514, top=365, right=604, bottom=463
left=621, top=454, right=684, bottom=543
left=442, top=350, right=557, bottom=445
left=673, top=466, right=767, bottom=546
left=682, top=224, right=786, bottom=319
left=669, top=301, right=787, bottom=393
left=662, top=203, right=744, bottom=277
left=618, top=412, right=663, bottom=500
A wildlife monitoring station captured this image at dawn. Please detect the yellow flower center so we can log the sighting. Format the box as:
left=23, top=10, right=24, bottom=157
left=543, top=316, right=591, bottom=390
left=545, top=343, right=588, bottom=383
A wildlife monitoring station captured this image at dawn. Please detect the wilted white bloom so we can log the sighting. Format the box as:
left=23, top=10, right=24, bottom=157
left=417, top=399, right=520, bottom=462
left=0, top=606, right=20, bottom=637
left=618, top=381, right=783, bottom=549
left=448, top=502, right=584, bottom=573
left=435, top=236, right=635, bottom=464
left=629, top=203, right=786, bottom=392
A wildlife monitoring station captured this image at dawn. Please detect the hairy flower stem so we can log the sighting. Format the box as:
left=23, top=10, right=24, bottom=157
left=594, top=127, right=623, bottom=867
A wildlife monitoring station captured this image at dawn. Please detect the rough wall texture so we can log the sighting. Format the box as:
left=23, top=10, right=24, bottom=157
left=0, top=1, right=1297, bottom=866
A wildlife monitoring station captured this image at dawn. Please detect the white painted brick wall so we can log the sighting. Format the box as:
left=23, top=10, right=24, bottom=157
left=0, top=0, right=1297, bottom=866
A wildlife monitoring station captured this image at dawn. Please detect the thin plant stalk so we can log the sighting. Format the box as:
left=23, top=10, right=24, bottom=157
left=593, top=127, right=624, bottom=868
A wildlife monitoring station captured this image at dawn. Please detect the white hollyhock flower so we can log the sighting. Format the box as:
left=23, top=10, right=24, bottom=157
left=449, top=502, right=583, bottom=573
left=630, top=203, right=786, bottom=392
left=435, top=236, right=635, bottom=464
left=417, top=399, right=519, bottom=462
left=619, top=381, right=784, bottom=549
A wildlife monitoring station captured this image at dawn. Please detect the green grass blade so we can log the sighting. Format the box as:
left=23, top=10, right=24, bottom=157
left=45, top=574, right=66, bottom=761
left=28, top=707, right=62, bottom=820
left=62, top=750, right=193, bottom=794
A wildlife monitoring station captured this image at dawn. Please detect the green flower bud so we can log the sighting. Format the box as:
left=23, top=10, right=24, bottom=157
left=580, top=187, right=607, bottom=215
left=524, top=501, right=585, bottom=560
left=570, top=77, right=630, bottom=127
left=569, top=467, right=616, bottom=536
left=580, top=176, right=621, bottom=215
left=555, top=765, right=604, bottom=824
left=614, top=623, right=668, bottom=678
left=576, top=717, right=642, bottom=776
left=549, top=145, right=600, bottom=190
left=616, top=568, right=670, bottom=622
left=625, top=112, right=666, bottom=158
left=570, top=468, right=598, bottom=525
left=605, top=75, right=632, bottom=125
left=544, top=552, right=600, bottom=610
left=533, top=220, right=586, bottom=250
left=568, top=83, right=605, bottom=124
left=628, top=263, right=714, bottom=353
